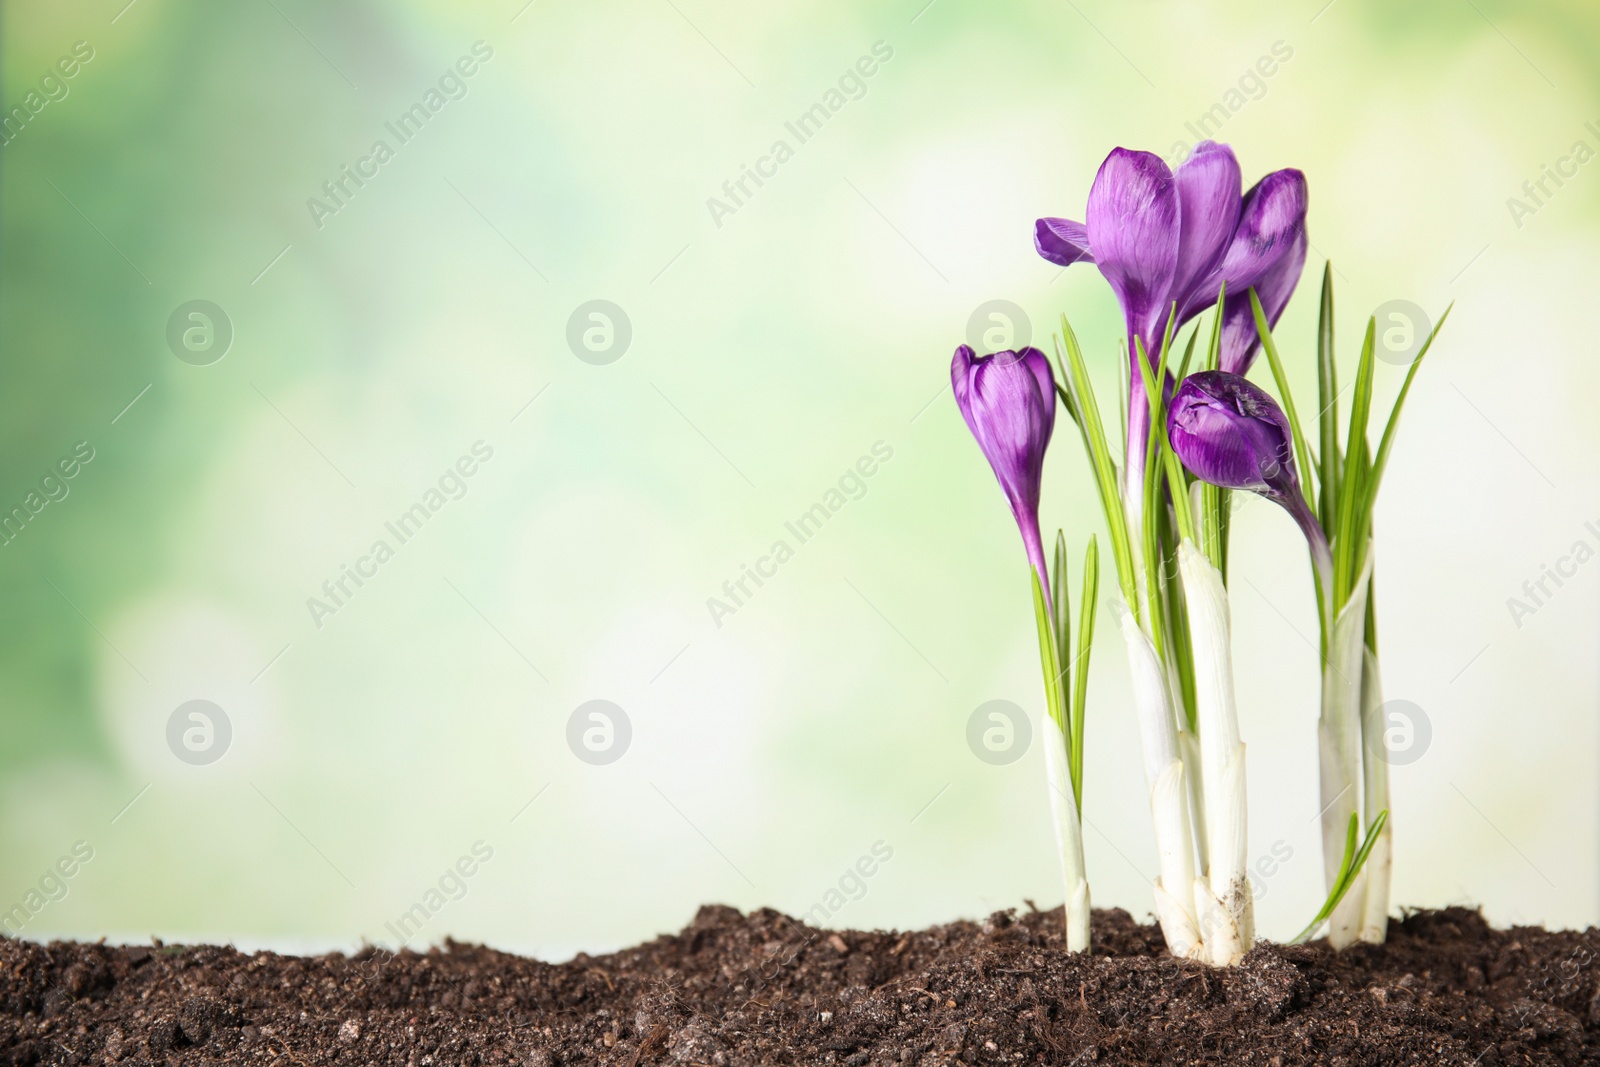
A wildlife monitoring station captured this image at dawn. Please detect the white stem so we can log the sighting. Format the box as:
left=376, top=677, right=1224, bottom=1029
left=1177, top=541, right=1252, bottom=963
left=1117, top=608, right=1200, bottom=957
left=1194, top=877, right=1243, bottom=966
left=1042, top=711, right=1091, bottom=952
left=1178, top=728, right=1208, bottom=877
left=1359, top=645, right=1392, bottom=944
left=1152, top=761, right=1204, bottom=960
left=1319, top=557, right=1372, bottom=949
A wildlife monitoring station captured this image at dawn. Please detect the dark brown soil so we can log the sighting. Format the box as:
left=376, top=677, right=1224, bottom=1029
left=2, top=906, right=1597, bottom=1066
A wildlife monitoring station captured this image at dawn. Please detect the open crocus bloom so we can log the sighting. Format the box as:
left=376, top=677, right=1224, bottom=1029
left=950, top=344, right=1057, bottom=592
left=1036, top=142, right=1307, bottom=492
left=1036, top=141, right=1308, bottom=377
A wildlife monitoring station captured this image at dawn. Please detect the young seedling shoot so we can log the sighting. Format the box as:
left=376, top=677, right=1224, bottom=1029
left=951, top=344, right=1100, bottom=952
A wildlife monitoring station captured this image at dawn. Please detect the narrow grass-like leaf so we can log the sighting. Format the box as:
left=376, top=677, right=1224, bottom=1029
left=1194, top=297, right=1226, bottom=576
left=1200, top=482, right=1222, bottom=573
left=1316, top=265, right=1340, bottom=533
left=1159, top=502, right=1198, bottom=732
left=1138, top=309, right=1179, bottom=524
left=1204, top=283, right=1225, bottom=373
left=1216, top=488, right=1232, bottom=583
left=1333, top=318, right=1378, bottom=600
left=1163, top=451, right=1195, bottom=545
left=1364, top=566, right=1379, bottom=653
left=1054, top=322, right=1139, bottom=612
left=1032, top=572, right=1067, bottom=737
left=1056, top=364, right=1083, bottom=429
left=1137, top=328, right=1178, bottom=652
left=1350, top=306, right=1451, bottom=581
left=1053, top=529, right=1071, bottom=699
left=1070, top=537, right=1099, bottom=811
left=1292, top=810, right=1389, bottom=944
left=1175, top=323, right=1200, bottom=385
left=1252, top=288, right=1316, bottom=514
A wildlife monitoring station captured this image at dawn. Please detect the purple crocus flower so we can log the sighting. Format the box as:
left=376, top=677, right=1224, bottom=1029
left=1167, top=371, right=1328, bottom=567
left=1036, top=143, right=1307, bottom=497
left=951, top=344, right=1056, bottom=594
left=1036, top=142, right=1308, bottom=377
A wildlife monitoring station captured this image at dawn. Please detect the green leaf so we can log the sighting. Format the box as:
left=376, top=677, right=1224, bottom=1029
left=1333, top=318, right=1378, bottom=602
left=1175, top=323, right=1200, bottom=384
left=1158, top=502, right=1198, bottom=732
left=1204, top=283, right=1225, bottom=373
left=1032, top=570, right=1067, bottom=739
left=1070, top=537, right=1099, bottom=812
left=1140, top=314, right=1179, bottom=489
left=1137, top=325, right=1182, bottom=655
left=1350, top=305, right=1451, bottom=582
left=1216, top=488, right=1232, bottom=583
left=1139, top=310, right=1179, bottom=510
left=1292, top=810, right=1390, bottom=944
left=1053, top=529, right=1071, bottom=693
left=1054, top=323, right=1139, bottom=613
left=1163, top=449, right=1196, bottom=546
left=1364, top=565, right=1380, bottom=653
left=1251, top=288, right=1316, bottom=515
left=1316, top=265, right=1341, bottom=534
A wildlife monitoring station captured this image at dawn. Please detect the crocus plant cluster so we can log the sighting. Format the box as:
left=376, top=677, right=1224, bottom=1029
left=951, top=140, right=1446, bottom=964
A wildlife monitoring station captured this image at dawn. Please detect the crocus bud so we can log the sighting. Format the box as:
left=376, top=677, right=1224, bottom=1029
left=1167, top=370, right=1299, bottom=501
left=951, top=344, right=1056, bottom=590
left=1168, top=370, right=1331, bottom=596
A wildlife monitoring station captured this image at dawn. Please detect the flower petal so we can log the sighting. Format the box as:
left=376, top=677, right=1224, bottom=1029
left=1171, top=141, right=1242, bottom=319
left=1220, top=227, right=1308, bottom=374
left=1214, top=169, right=1308, bottom=373
left=1086, top=149, right=1179, bottom=349
left=1035, top=217, right=1094, bottom=267
left=950, top=345, right=1056, bottom=580
left=1167, top=370, right=1298, bottom=497
left=949, top=347, right=1057, bottom=502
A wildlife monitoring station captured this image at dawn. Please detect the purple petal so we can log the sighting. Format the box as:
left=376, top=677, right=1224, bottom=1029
left=1214, top=169, right=1309, bottom=373
left=1086, top=149, right=1179, bottom=351
left=1167, top=370, right=1299, bottom=498
left=1220, top=228, right=1308, bottom=374
left=951, top=345, right=1056, bottom=584
left=1170, top=141, right=1242, bottom=319
left=1035, top=217, right=1094, bottom=267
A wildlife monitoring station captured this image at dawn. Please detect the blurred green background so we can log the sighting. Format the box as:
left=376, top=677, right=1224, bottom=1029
left=2, top=0, right=1596, bottom=955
